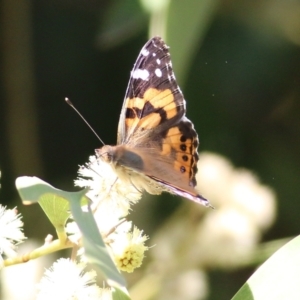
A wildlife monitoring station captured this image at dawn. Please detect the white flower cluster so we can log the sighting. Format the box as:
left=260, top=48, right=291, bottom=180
left=195, top=152, right=276, bottom=268
left=73, top=156, right=149, bottom=273
left=0, top=205, right=26, bottom=268
left=36, top=258, right=111, bottom=300
left=36, top=155, right=148, bottom=298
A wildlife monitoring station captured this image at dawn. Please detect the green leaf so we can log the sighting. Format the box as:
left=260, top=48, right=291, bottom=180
left=113, top=287, right=132, bottom=300
left=15, top=176, right=128, bottom=291
left=37, top=194, right=70, bottom=230
left=232, top=235, right=300, bottom=300
left=16, top=176, right=89, bottom=230
left=68, top=192, right=127, bottom=289
left=166, top=0, right=220, bottom=86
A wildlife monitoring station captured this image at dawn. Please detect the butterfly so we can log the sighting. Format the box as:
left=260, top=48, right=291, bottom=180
left=96, top=36, right=211, bottom=207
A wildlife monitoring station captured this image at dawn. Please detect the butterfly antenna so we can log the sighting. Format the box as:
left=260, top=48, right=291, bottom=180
left=65, top=97, right=105, bottom=146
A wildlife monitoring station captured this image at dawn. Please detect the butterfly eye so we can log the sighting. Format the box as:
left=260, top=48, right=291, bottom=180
left=95, top=146, right=114, bottom=163
left=103, top=153, right=112, bottom=162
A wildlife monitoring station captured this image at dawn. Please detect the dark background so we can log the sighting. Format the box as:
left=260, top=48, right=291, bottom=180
left=1, top=0, right=300, bottom=299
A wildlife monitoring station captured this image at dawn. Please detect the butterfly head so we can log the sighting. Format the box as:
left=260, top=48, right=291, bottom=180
left=96, top=145, right=116, bottom=163
left=96, top=145, right=144, bottom=171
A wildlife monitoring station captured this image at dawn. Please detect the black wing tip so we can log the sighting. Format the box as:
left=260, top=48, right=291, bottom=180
left=150, top=36, right=163, bottom=42
left=146, top=36, right=168, bottom=50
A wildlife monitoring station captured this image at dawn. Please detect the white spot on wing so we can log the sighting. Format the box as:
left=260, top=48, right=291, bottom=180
left=152, top=53, right=156, bottom=57
left=155, top=68, right=162, bottom=77
left=132, top=69, right=150, bottom=80
left=141, top=48, right=149, bottom=56
left=156, top=58, right=161, bottom=65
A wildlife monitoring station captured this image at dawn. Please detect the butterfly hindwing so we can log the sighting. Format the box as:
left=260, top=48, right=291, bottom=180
left=159, top=117, right=199, bottom=188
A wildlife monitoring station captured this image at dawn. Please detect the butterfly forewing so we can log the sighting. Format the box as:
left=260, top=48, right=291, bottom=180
left=117, top=37, right=185, bottom=145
